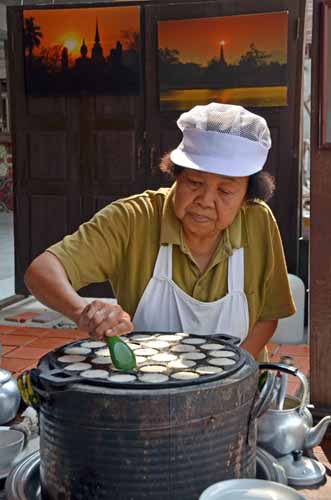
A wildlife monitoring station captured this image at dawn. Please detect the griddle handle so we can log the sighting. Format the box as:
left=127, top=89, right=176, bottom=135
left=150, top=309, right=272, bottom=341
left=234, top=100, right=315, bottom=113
left=212, top=333, right=241, bottom=345
left=38, top=369, right=83, bottom=386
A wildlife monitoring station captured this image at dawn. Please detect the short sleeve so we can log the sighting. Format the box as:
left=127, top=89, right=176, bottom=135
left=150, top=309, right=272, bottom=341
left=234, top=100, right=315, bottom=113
left=47, top=202, right=130, bottom=291
left=259, top=214, right=296, bottom=321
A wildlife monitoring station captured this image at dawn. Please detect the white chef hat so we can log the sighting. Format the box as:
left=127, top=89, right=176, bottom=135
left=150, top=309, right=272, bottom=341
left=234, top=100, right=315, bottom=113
left=170, top=102, right=271, bottom=176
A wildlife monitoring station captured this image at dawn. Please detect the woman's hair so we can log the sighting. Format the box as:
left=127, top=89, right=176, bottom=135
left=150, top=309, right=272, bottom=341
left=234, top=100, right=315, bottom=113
left=160, top=152, right=275, bottom=203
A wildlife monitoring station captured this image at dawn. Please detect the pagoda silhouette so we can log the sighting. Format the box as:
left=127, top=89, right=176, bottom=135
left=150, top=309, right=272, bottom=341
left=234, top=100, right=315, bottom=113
left=219, top=41, right=228, bottom=70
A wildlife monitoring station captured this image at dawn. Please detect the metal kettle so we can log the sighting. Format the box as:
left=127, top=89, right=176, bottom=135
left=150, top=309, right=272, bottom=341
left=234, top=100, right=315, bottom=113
left=257, top=362, right=331, bottom=458
left=0, top=368, right=21, bottom=425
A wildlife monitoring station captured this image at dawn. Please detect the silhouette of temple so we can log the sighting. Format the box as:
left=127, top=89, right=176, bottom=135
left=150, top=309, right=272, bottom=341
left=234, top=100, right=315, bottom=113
left=219, top=41, right=227, bottom=69
left=73, top=19, right=123, bottom=70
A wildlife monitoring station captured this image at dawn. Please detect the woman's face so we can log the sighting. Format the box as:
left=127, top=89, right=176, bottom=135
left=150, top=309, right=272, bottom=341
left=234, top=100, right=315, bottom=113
left=174, top=168, right=249, bottom=239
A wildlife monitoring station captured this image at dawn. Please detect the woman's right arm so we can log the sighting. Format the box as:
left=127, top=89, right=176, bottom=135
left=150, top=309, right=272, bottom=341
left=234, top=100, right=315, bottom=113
left=24, top=251, right=88, bottom=323
left=24, top=252, right=133, bottom=337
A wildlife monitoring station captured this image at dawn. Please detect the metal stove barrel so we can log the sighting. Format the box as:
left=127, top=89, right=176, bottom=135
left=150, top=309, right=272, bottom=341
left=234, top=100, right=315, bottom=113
left=36, top=352, right=258, bottom=500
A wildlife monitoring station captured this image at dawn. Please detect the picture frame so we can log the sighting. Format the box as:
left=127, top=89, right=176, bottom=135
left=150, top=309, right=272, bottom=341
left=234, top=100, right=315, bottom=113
left=320, top=1, right=331, bottom=148
left=158, top=12, right=289, bottom=111
left=23, top=5, right=141, bottom=97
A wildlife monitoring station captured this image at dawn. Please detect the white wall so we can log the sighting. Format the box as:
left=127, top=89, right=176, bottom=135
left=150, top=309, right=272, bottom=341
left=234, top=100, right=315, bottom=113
left=0, top=4, right=6, bottom=34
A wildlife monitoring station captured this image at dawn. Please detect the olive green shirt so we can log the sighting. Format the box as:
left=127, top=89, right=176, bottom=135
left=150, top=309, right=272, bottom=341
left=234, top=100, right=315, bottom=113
left=48, top=184, right=295, bottom=334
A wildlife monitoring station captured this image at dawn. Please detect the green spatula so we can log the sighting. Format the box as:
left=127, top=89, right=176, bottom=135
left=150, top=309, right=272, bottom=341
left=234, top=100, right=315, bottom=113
left=106, top=336, right=136, bottom=371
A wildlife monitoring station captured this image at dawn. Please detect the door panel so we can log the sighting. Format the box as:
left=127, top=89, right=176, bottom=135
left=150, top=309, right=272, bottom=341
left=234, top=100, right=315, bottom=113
left=30, top=195, right=70, bottom=258
left=27, top=97, right=66, bottom=116
left=82, top=94, right=146, bottom=197
left=29, top=132, right=67, bottom=180
left=94, top=130, right=136, bottom=183
left=14, top=193, right=81, bottom=293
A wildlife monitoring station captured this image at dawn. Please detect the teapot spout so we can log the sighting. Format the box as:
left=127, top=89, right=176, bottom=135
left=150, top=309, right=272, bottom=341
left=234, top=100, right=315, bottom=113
left=304, top=415, right=331, bottom=450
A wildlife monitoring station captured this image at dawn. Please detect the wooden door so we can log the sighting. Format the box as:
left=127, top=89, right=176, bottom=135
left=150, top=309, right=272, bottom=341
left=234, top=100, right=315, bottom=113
left=7, top=5, right=150, bottom=297
left=8, top=9, right=82, bottom=292
left=144, top=0, right=306, bottom=273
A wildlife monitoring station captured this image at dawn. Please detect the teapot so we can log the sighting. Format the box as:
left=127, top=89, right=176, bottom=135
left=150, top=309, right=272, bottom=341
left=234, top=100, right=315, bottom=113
left=257, top=362, right=331, bottom=458
left=0, top=369, right=21, bottom=425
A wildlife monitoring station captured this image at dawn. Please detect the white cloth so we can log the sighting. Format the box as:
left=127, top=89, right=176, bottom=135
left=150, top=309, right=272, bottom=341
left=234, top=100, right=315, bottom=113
left=133, top=244, right=249, bottom=342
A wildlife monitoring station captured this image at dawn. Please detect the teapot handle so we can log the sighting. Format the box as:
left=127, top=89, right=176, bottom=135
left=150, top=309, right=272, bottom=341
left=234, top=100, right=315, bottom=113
left=259, top=362, right=309, bottom=415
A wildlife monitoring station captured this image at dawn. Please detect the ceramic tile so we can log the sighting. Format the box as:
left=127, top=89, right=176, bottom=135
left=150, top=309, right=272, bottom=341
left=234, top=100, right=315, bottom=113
left=0, top=325, right=17, bottom=333
left=45, top=328, right=84, bottom=339
left=2, top=357, right=35, bottom=373
left=28, top=337, right=68, bottom=349
left=293, top=356, right=310, bottom=375
left=7, top=327, right=50, bottom=336
left=0, top=333, right=37, bottom=346
left=278, top=344, right=310, bottom=356
left=4, top=345, right=54, bottom=359
left=14, top=362, right=40, bottom=378
left=2, top=345, right=16, bottom=354
left=267, top=343, right=280, bottom=357
left=286, top=380, right=301, bottom=396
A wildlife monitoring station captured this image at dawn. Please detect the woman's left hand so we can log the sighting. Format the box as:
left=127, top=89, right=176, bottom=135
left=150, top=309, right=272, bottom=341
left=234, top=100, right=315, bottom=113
left=241, top=319, right=278, bottom=359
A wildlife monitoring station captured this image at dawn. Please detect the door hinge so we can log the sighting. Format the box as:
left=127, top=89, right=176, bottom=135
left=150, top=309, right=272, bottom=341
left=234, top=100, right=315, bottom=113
left=296, top=17, right=300, bottom=42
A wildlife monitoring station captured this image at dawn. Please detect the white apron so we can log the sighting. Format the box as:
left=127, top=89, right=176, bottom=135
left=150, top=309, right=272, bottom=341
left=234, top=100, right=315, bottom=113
left=133, top=244, right=249, bottom=342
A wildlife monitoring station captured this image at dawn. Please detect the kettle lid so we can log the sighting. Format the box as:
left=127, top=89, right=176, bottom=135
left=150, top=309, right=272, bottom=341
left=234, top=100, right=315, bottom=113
left=278, top=452, right=326, bottom=487
left=0, top=369, right=12, bottom=385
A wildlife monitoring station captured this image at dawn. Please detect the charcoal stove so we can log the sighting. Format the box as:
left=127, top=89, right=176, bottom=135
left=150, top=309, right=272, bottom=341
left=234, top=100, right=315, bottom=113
left=14, top=332, right=274, bottom=500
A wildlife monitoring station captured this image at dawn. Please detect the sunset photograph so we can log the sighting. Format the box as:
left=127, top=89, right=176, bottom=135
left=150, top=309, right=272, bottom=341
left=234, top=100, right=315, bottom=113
left=158, top=12, right=288, bottom=110
left=23, top=6, right=141, bottom=96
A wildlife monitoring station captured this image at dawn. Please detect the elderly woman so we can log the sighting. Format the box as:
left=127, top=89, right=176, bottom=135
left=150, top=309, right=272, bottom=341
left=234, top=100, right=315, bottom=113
left=25, top=103, right=295, bottom=360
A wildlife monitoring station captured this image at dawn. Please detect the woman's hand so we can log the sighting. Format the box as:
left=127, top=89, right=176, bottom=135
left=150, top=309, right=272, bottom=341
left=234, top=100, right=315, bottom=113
left=241, top=319, right=278, bottom=359
left=77, top=300, right=134, bottom=339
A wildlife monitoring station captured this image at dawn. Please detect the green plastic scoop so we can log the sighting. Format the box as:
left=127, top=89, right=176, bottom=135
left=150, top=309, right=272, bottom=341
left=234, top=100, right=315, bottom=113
left=106, top=336, right=136, bottom=371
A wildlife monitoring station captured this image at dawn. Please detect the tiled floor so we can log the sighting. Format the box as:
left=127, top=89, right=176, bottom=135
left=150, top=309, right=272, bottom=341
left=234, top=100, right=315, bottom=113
left=0, top=211, right=15, bottom=300
left=267, top=342, right=309, bottom=396
left=0, top=324, right=87, bottom=377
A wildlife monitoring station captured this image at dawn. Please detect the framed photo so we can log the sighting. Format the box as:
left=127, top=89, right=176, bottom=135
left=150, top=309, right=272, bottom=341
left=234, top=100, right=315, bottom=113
left=320, top=1, right=331, bottom=148
left=158, top=12, right=288, bottom=111
left=23, top=6, right=141, bottom=96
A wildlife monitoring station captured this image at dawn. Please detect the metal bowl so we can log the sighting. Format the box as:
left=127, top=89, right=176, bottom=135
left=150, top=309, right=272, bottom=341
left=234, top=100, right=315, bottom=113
left=199, top=479, right=306, bottom=500
left=0, top=429, right=24, bottom=469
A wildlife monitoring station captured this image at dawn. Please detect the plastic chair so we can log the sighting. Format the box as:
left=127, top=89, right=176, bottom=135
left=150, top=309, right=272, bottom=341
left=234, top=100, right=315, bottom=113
left=270, top=273, right=306, bottom=344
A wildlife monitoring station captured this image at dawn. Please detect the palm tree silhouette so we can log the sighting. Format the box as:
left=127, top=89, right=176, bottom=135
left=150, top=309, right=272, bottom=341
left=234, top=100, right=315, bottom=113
left=24, top=17, right=43, bottom=59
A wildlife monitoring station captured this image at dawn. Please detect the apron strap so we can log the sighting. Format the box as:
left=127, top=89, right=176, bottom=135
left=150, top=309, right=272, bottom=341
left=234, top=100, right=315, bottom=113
left=152, top=244, right=172, bottom=279
left=228, top=248, right=245, bottom=292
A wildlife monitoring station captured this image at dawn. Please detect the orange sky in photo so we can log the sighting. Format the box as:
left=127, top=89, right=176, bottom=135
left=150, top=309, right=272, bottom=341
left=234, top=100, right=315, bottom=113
left=158, top=12, right=288, bottom=65
left=23, top=6, right=140, bottom=58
